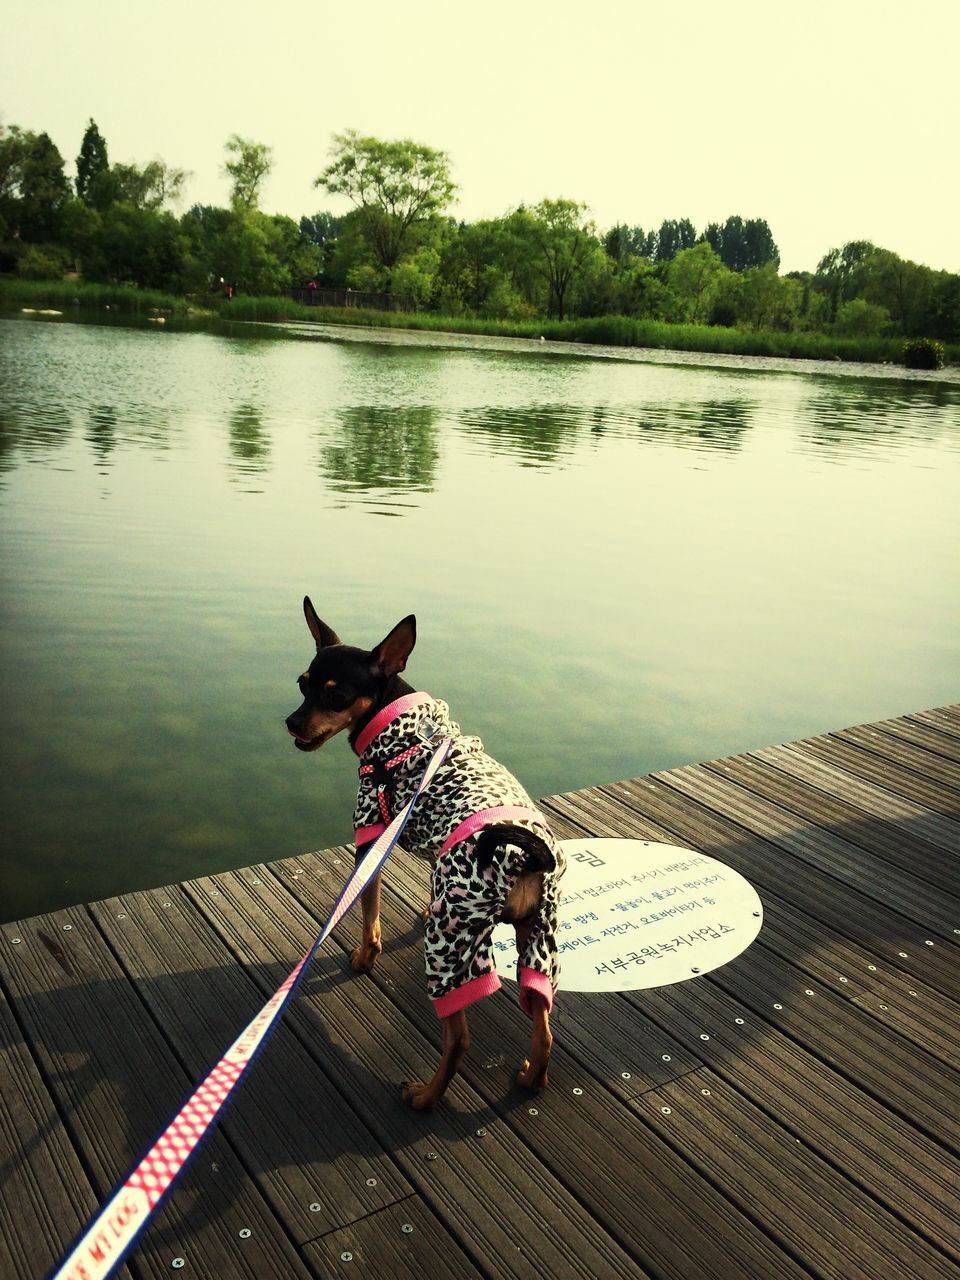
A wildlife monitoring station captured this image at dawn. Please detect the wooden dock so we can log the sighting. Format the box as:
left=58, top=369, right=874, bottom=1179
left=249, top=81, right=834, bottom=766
left=2, top=705, right=959, bottom=1280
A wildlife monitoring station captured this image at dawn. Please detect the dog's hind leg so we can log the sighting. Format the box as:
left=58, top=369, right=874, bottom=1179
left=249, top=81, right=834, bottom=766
left=513, top=914, right=553, bottom=1090
left=351, top=871, right=383, bottom=973
left=516, top=989, right=553, bottom=1090
left=401, top=1011, right=471, bottom=1110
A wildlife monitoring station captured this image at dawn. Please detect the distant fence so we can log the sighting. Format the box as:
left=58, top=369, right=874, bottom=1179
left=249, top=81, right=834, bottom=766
left=290, top=286, right=415, bottom=313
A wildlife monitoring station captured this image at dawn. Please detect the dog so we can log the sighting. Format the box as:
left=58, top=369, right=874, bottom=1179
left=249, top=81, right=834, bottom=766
left=285, top=598, right=565, bottom=1110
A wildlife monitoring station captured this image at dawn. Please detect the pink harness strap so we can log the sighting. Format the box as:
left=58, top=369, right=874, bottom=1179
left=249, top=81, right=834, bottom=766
left=353, top=692, right=433, bottom=757
left=438, top=804, right=547, bottom=855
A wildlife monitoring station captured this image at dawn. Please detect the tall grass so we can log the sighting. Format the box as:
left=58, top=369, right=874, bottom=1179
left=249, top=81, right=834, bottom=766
left=223, top=298, right=957, bottom=366
left=4, top=277, right=956, bottom=366
left=0, top=278, right=205, bottom=315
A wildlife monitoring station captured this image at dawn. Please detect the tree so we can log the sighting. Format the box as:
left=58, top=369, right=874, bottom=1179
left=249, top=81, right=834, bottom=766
left=315, top=131, right=456, bottom=282
left=815, top=240, right=875, bottom=319
left=223, top=135, right=273, bottom=210
left=705, top=216, right=779, bottom=271
left=91, top=158, right=188, bottom=211
left=667, top=241, right=728, bottom=323
left=852, top=249, right=935, bottom=336
left=0, top=128, right=71, bottom=241
left=76, top=119, right=109, bottom=207
left=655, top=218, right=696, bottom=262
left=508, top=199, right=598, bottom=320
left=737, top=264, right=800, bottom=331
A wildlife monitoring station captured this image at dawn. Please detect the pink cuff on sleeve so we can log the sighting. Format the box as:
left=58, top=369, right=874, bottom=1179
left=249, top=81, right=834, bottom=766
left=518, top=967, right=554, bottom=1017
left=355, top=823, right=387, bottom=849
left=432, top=970, right=501, bottom=1017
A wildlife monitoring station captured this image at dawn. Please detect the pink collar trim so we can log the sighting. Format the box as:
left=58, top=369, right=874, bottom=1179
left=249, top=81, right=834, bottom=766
left=353, top=692, right=433, bottom=758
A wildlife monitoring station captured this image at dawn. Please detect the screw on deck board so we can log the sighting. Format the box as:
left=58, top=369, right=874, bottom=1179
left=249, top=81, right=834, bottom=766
left=475, top=1127, right=487, bottom=1136
left=238, top=1229, right=251, bottom=1239
left=401, top=1224, right=414, bottom=1234
left=572, top=1087, right=583, bottom=1095
left=528, top=1108, right=539, bottom=1116
left=426, top=1151, right=438, bottom=1160
left=309, top=1202, right=322, bottom=1212
left=366, top=1178, right=377, bottom=1187
left=171, top=1261, right=185, bottom=1271
left=341, top=1252, right=353, bottom=1262
left=621, top=1071, right=631, bottom=1080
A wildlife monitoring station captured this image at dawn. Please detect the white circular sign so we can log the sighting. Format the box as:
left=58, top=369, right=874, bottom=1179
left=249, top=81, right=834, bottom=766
left=493, top=838, right=763, bottom=992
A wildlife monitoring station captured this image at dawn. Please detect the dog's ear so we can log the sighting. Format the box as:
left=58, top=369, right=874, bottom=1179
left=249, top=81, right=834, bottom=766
left=373, top=615, right=416, bottom=676
left=303, top=597, right=340, bottom=650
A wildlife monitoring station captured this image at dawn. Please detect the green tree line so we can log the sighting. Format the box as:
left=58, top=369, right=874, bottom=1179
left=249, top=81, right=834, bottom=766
left=1, top=117, right=957, bottom=342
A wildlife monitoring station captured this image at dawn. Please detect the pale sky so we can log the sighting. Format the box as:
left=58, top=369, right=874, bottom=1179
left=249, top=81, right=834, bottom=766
left=3, top=0, right=958, bottom=275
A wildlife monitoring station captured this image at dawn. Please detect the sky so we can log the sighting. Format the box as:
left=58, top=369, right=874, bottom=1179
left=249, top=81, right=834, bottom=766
left=2, top=0, right=958, bottom=275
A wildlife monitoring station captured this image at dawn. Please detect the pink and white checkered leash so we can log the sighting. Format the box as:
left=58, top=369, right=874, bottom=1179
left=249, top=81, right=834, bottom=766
left=48, top=737, right=453, bottom=1280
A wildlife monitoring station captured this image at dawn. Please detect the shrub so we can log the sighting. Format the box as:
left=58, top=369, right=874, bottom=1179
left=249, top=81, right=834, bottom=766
left=902, top=337, right=945, bottom=370
left=833, top=298, right=891, bottom=338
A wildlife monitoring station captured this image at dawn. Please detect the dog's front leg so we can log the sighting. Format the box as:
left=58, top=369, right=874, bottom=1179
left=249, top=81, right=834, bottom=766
left=401, top=1011, right=470, bottom=1110
left=350, top=870, right=383, bottom=973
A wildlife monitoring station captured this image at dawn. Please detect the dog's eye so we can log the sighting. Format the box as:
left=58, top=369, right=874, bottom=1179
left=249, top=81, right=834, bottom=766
left=325, top=687, right=354, bottom=710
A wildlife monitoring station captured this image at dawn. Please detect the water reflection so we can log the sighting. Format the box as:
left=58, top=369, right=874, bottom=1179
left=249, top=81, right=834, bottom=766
left=228, top=404, right=271, bottom=485
left=0, top=402, right=73, bottom=473
left=320, top=405, right=439, bottom=505
left=798, top=384, right=960, bottom=460
left=86, top=406, right=118, bottom=465
left=459, top=404, right=583, bottom=466
left=458, top=397, right=753, bottom=466
left=631, top=398, right=753, bottom=452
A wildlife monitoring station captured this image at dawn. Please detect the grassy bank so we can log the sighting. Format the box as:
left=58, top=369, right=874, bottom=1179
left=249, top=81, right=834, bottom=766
left=217, top=294, right=960, bottom=366
left=3, top=277, right=957, bottom=366
left=0, top=277, right=209, bottom=317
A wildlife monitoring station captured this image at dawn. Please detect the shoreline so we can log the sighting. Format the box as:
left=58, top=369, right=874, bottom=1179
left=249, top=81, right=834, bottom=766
left=2, top=277, right=958, bottom=382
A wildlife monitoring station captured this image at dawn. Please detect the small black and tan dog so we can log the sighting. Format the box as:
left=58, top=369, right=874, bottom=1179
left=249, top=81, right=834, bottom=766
left=286, top=597, right=565, bottom=1109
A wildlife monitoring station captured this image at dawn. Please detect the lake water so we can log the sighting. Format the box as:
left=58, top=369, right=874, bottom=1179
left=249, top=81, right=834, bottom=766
left=2, top=314, right=958, bottom=922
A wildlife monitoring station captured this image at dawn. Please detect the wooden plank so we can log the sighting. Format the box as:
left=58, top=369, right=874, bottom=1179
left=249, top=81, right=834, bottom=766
left=652, top=763, right=957, bottom=935
left=835, top=724, right=960, bottom=786
left=733, top=744, right=960, bottom=874
left=634, top=1068, right=958, bottom=1279
left=752, top=737, right=960, bottom=855
left=304, top=1195, right=487, bottom=1278
left=550, top=776, right=960, bottom=999
left=293, top=844, right=810, bottom=1280
left=182, top=861, right=650, bottom=1280
left=788, top=734, right=960, bottom=815
left=630, top=975, right=960, bottom=1263
left=706, top=943, right=960, bottom=1154
left=1, top=905, right=315, bottom=1280
left=910, top=706, right=960, bottom=739
left=88, top=883, right=415, bottom=1244
left=0, top=990, right=135, bottom=1280
left=866, top=714, right=960, bottom=763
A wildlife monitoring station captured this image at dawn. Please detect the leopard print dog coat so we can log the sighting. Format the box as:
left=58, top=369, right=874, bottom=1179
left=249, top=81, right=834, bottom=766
left=352, top=692, right=565, bottom=1018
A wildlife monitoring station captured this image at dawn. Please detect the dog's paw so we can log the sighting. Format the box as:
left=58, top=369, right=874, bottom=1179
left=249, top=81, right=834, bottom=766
left=516, top=1058, right=549, bottom=1092
left=350, top=941, right=381, bottom=973
left=400, top=1081, right=436, bottom=1111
